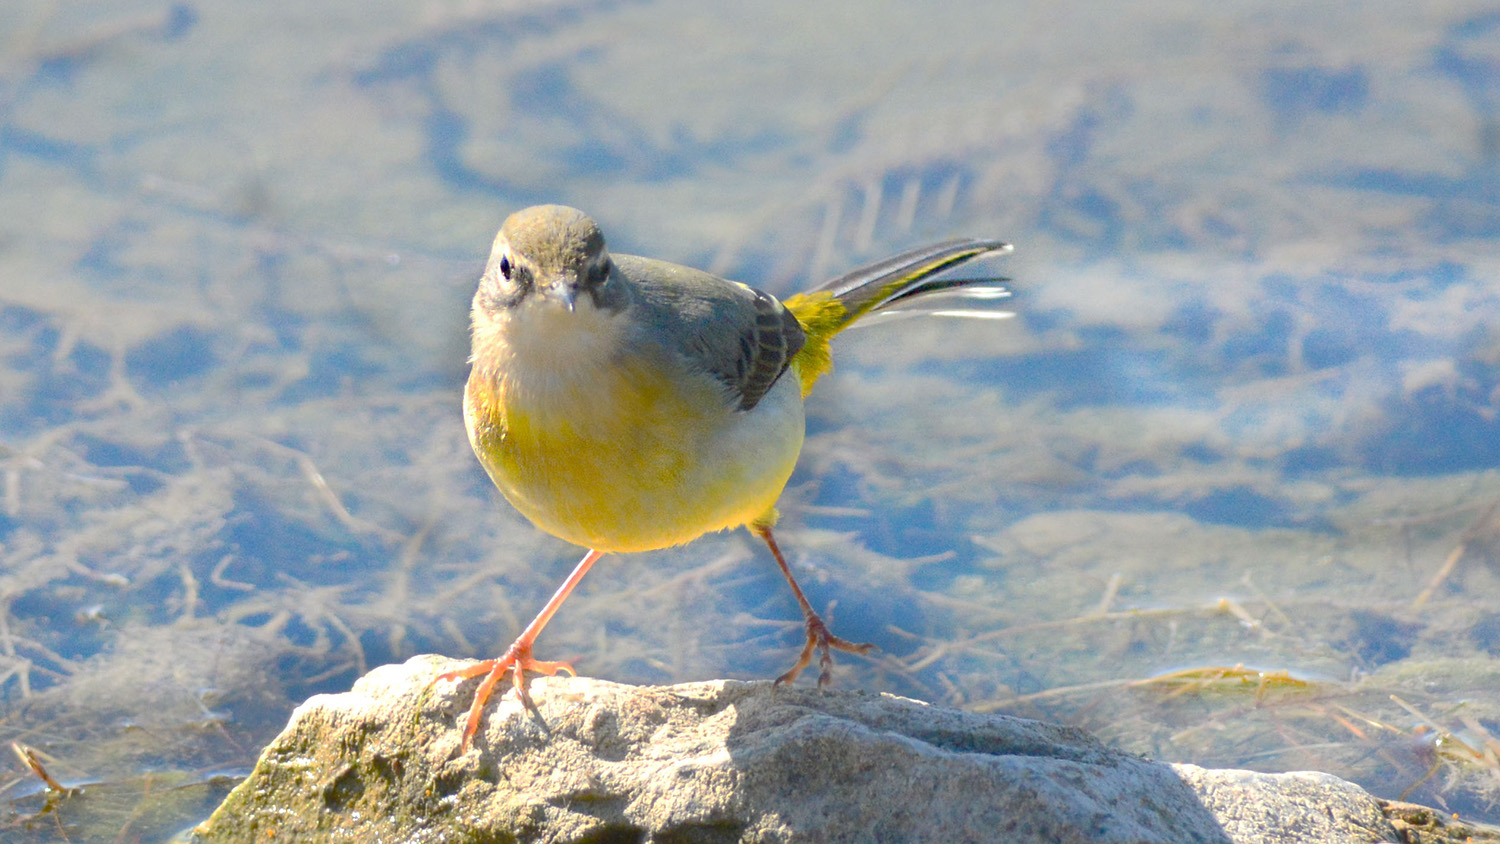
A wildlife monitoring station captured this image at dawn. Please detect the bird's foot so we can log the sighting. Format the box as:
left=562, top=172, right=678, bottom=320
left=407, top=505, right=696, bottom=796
left=433, top=640, right=575, bottom=748
left=774, top=613, right=876, bottom=687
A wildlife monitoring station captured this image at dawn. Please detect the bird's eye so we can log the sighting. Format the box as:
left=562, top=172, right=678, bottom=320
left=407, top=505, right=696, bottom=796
left=499, top=255, right=512, bottom=280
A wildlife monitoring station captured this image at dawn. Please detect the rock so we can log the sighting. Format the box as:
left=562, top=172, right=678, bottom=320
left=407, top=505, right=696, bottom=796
left=193, top=655, right=1485, bottom=844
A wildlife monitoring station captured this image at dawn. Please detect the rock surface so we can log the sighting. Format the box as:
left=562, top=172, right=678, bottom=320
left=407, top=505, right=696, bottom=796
left=195, top=655, right=1493, bottom=844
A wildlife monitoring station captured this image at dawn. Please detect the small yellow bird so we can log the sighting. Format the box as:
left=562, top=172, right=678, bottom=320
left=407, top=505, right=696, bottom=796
left=440, top=205, right=1011, bottom=745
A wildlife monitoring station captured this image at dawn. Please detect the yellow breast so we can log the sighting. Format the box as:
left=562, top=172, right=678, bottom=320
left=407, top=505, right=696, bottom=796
left=466, top=301, right=805, bottom=553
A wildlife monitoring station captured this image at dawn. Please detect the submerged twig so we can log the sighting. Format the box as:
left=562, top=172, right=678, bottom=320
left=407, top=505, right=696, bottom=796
left=10, top=743, right=66, bottom=793
left=1412, top=499, right=1500, bottom=608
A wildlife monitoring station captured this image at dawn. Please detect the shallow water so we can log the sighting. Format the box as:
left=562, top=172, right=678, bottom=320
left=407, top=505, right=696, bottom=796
left=3, top=0, right=1500, bottom=839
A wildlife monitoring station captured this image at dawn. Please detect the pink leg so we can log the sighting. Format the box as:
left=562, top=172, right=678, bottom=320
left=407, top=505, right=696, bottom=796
left=434, top=548, right=605, bottom=748
left=752, top=523, right=875, bottom=686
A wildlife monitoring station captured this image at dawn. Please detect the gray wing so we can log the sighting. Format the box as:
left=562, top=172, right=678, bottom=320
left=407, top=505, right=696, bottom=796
left=730, top=288, right=805, bottom=411
left=615, top=254, right=804, bottom=412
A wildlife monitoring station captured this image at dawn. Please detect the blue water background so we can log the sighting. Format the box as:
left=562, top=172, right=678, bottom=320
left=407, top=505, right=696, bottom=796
left=2, top=0, right=1500, bottom=837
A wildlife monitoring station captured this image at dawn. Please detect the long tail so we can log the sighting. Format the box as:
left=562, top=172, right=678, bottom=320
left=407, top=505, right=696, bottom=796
left=783, top=238, right=1012, bottom=395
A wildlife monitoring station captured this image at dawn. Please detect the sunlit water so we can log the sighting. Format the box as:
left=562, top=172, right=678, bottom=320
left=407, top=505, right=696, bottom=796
left=3, top=0, right=1500, bottom=839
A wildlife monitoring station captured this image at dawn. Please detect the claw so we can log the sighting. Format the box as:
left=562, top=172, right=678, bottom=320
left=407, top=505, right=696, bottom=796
left=774, top=614, right=876, bottom=687
left=431, top=549, right=605, bottom=749
left=433, top=640, right=576, bottom=748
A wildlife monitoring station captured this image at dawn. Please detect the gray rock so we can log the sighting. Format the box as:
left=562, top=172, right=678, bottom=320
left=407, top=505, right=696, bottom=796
left=193, top=655, right=1485, bottom=844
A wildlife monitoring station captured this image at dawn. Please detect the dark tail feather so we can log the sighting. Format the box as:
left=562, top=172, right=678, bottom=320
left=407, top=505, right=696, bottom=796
left=783, top=238, right=1012, bottom=395
left=801, top=238, right=1012, bottom=329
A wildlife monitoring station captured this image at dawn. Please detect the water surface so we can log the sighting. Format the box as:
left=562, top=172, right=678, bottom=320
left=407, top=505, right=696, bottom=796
left=3, top=0, right=1500, bottom=839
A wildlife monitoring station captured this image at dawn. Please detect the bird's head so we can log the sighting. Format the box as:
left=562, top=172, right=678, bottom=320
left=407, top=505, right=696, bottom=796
left=477, top=205, right=621, bottom=315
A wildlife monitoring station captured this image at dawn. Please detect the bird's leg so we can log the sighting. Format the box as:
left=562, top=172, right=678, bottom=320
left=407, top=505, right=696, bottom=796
left=433, top=548, right=605, bottom=748
left=752, top=523, right=875, bottom=686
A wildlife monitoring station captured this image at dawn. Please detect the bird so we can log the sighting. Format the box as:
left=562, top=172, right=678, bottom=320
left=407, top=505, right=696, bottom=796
left=437, top=204, right=1011, bottom=747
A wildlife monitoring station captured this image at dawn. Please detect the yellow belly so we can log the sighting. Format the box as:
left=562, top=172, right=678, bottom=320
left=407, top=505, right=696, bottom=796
left=466, top=349, right=805, bottom=553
